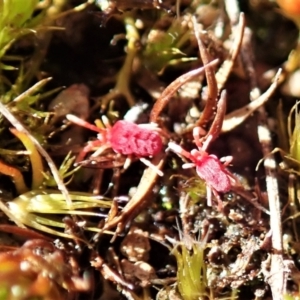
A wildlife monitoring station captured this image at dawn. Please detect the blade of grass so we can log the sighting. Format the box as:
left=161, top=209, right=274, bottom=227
left=0, top=100, right=73, bottom=207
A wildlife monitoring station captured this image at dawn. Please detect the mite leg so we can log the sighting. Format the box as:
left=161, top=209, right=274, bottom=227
left=76, top=140, right=104, bottom=162
left=220, top=156, right=233, bottom=167
left=67, top=114, right=104, bottom=133
left=192, top=126, right=207, bottom=150
left=212, top=188, right=224, bottom=211
left=91, top=144, right=112, bottom=158
left=206, top=186, right=213, bottom=207
left=167, top=142, right=195, bottom=162
left=139, top=158, right=163, bottom=176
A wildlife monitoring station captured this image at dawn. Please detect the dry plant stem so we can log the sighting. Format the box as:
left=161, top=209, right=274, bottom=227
left=240, top=32, right=285, bottom=297
left=205, top=90, right=227, bottom=141
left=245, top=61, right=285, bottom=297
left=91, top=253, right=134, bottom=290
left=102, top=152, right=165, bottom=235
left=257, top=89, right=285, bottom=298
left=222, top=69, right=282, bottom=132
left=240, top=27, right=259, bottom=100
left=0, top=159, right=28, bottom=194
left=150, top=60, right=219, bottom=123
left=0, top=224, right=53, bottom=241
left=224, top=0, right=240, bottom=26
left=0, top=101, right=73, bottom=208
left=192, top=17, right=218, bottom=129
left=258, top=114, right=286, bottom=300
left=215, top=13, right=245, bottom=91
left=288, top=174, right=298, bottom=241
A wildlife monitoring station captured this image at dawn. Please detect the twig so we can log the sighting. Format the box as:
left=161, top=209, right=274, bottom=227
left=102, top=152, right=165, bottom=236
left=224, top=0, right=240, bottom=26
left=222, top=69, right=282, bottom=132
left=150, top=60, right=219, bottom=123
left=192, top=16, right=218, bottom=129
left=241, top=29, right=286, bottom=299
left=206, top=89, right=227, bottom=140
left=257, top=91, right=286, bottom=300
left=215, top=13, right=245, bottom=91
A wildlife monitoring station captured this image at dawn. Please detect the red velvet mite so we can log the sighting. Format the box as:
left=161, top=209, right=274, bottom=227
left=167, top=126, right=234, bottom=206
left=107, top=120, right=162, bottom=157
left=66, top=115, right=164, bottom=175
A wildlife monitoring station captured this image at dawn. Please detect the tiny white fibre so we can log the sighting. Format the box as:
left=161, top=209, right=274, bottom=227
left=20, top=261, right=31, bottom=271
left=201, top=135, right=213, bottom=151
left=167, top=142, right=183, bottom=153
left=66, top=114, right=79, bottom=122
left=257, top=125, right=271, bottom=142
left=182, top=163, right=195, bottom=169
left=138, top=122, right=158, bottom=129
left=66, top=114, right=90, bottom=127
left=193, top=126, right=206, bottom=137
left=264, top=157, right=276, bottom=169
left=124, top=103, right=149, bottom=122
left=140, top=158, right=163, bottom=176
left=96, top=0, right=110, bottom=11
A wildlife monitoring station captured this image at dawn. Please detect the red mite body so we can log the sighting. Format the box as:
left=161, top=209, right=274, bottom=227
left=108, top=120, right=163, bottom=157
left=66, top=114, right=163, bottom=159
left=66, top=115, right=164, bottom=175
left=167, top=127, right=233, bottom=206
left=193, top=153, right=231, bottom=193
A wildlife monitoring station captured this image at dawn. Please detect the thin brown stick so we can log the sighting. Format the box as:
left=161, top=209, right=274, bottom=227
left=102, top=152, right=165, bottom=236
left=222, top=69, right=282, bottom=132
left=192, top=16, right=218, bottom=129
left=215, top=13, right=245, bottom=91
left=150, top=60, right=219, bottom=123
left=205, top=90, right=227, bottom=141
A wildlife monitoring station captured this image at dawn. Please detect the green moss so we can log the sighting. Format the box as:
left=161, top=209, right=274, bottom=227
left=172, top=239, right=208, bottom=300
left=0, top=0, right=40, bottom=61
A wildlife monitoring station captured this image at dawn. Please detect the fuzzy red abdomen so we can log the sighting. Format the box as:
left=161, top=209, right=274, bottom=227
left=108, top=121, right=163, bottom=156
left=196, top=156, right=231, bottom=192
